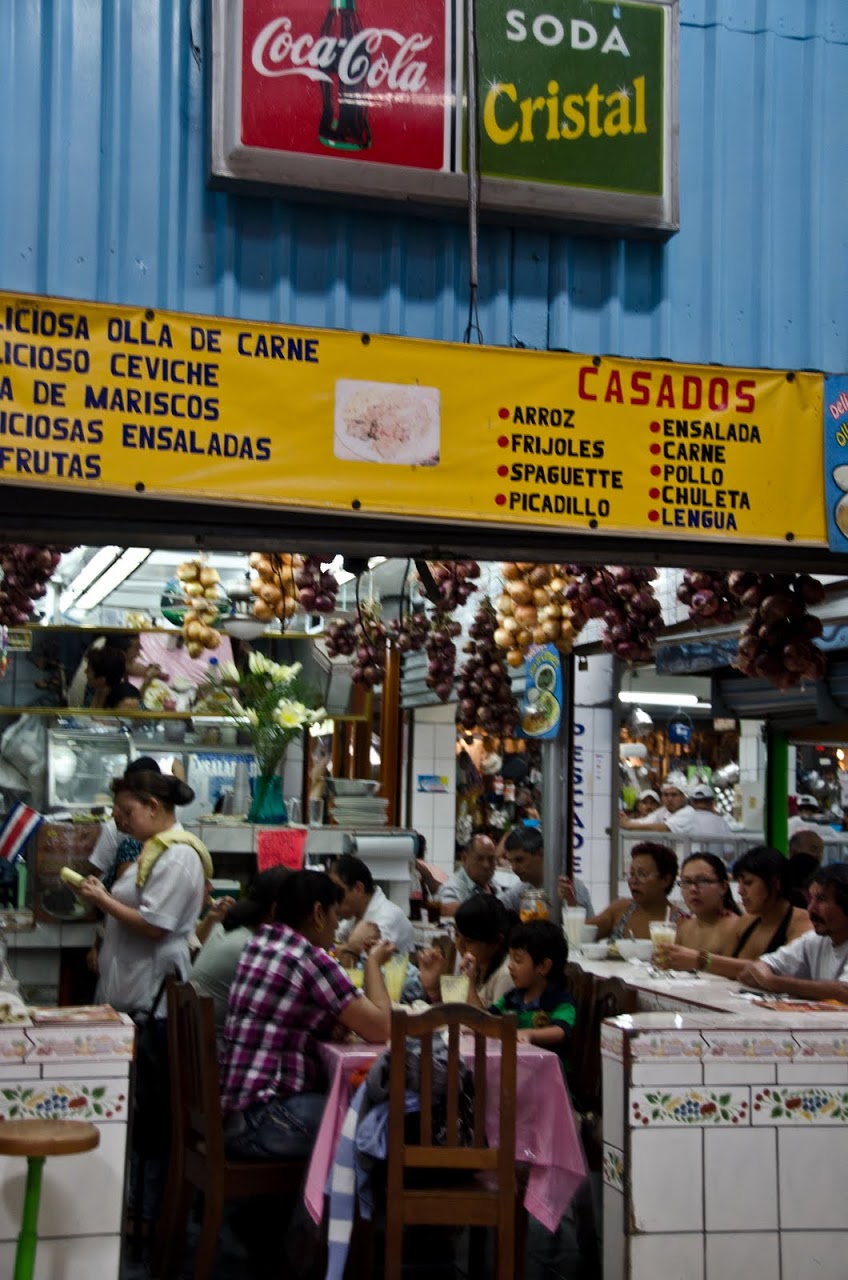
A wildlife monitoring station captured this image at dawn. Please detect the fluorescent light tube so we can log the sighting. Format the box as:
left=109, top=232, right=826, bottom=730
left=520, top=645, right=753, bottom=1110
left=73, top=547, right=152, bottom=612
left=59, top=545, right=121, bottom=611
left=618, top=692, right=704, bottom=708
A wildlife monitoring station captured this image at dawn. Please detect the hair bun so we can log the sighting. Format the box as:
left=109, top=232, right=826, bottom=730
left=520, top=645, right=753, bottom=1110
left=170, top=778, right=195, bottom=806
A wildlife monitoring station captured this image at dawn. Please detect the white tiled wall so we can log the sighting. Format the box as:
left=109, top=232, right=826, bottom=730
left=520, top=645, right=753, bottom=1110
left=409, top=703, right=458, bottom=872
left=604, top=1010, right=848, bottom=1279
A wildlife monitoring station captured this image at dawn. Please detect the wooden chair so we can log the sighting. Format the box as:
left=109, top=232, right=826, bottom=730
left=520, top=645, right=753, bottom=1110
left=384, top=1004, right=524, bottom=1280
left=153, top=981, right=305, bottom=1280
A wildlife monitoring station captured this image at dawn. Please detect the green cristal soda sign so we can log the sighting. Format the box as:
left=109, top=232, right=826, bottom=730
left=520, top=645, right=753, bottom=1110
left=477, top=0, right=666, bottom=196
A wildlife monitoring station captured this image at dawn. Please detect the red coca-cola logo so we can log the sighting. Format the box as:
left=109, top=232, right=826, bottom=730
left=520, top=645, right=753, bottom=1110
left=252, top=18, right=432, bottom=93
left=240, top=0, right=449, bottom=170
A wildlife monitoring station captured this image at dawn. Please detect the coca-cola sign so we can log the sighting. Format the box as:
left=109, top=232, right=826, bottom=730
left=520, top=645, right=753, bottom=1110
left=211, top=0, right=678, bottom=235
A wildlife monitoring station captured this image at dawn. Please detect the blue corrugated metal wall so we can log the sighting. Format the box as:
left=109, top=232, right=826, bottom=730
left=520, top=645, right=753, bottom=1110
left=0, top=0, right=845, bottom=370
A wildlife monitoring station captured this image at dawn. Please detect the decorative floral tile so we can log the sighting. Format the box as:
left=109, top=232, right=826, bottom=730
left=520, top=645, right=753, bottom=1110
left=751, top=1085, right=848, bottom=1125
left=600, top=1025, right=625, bottom=1061
left=0, top=1034, right=29, bottom=1063
left=631, top=1087, right=750, bottom=1127
left=630, top=1032, right=704, bottom=1061
left=792, top=1033, right=848, bottom=1062
left=602, top=1142, right=625, bottom=1192
left=0, top=1080, right=127, bottom=1121
left=24, top=1027, right=134, bottom=1063
left=702, top=1032, right=795, bottom=1062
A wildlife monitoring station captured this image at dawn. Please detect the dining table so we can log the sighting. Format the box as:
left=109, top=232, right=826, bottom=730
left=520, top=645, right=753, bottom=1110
left=304, top=1037, right=587, bottom=1234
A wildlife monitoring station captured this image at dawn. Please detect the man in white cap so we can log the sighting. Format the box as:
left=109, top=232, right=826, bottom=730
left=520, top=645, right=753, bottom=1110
left=620, top=772, right=689, bottom=829
left=788, top=795, right=822, bottom=837
left=621, top=776, right=732, bottom=839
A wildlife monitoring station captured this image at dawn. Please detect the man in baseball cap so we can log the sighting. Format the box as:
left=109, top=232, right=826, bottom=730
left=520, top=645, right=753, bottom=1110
left=788, top=794, right=822, bottom=837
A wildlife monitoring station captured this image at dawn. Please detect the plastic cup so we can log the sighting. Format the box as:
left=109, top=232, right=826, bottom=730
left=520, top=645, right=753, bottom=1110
left=649, top=920, right=677, bottom=962
left=563, top=907, right=586, bottom=950
left=308, top=797, right=324, bottom=827
left=439, top=974, right=468, bottom=1004
left=382, top=955, right=409, bottom=1002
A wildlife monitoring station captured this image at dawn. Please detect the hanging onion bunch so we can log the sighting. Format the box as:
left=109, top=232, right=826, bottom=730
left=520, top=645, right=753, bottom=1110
left=293, top=556, right=339, bottom=614
left=728, top=571, right=826, bottom=689
left=324, top=618, right=356, bottom=659
left=177, top=559, right=225, bottom=657
left=387, top=609, right=431, bottom=655
left=494, top=563, right=577, bottom=667
left=563, top=565, right=663, bottom=663
left=457, top=599, right=520, bottom=736
left=677, top=569, right=736, bottom=626
left=419, top=559, right=481, bottom=611
left=248, top=553, right=299, bottom=627
left=0, top=544, right=72, bottom=626
left=351, top=600, right=388, bottom=690
left=424, top=612, right=461, bottom=702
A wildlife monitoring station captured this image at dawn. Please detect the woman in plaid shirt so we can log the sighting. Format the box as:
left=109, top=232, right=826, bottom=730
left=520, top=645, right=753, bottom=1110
left=221, top=870, right=393, bottom=1159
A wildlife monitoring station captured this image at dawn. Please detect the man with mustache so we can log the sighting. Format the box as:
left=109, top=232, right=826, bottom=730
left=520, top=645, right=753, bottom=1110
left=738, top=864, right=848, bottom=1003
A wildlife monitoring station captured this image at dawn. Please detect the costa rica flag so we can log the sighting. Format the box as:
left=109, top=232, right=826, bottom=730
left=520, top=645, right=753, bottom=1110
left=0, top=803, right=42, bottom=864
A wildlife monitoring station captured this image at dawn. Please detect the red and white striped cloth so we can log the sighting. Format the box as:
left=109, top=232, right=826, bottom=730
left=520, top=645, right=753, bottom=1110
left=0, top=802, right=41, bottom=863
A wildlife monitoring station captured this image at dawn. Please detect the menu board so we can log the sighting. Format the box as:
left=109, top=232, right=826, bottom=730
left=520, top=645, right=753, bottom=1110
left=0, top=291, right=827, bottom=548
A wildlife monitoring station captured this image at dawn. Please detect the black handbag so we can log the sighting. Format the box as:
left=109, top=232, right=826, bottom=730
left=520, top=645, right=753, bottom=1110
left=130, top=972, right=173, bottom=1159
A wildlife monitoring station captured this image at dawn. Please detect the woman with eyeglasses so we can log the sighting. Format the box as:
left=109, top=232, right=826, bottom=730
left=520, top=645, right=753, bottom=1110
left=656, top=853, right=740, bottom=970
left=591, top=841, right=686, bottom=941
left=658, top=846, right=812, bottom=976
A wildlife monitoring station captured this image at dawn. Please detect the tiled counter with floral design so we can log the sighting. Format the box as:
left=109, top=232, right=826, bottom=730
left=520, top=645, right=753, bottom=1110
left=0, top=1007, right=134, bottom=1279
left=602, top=1009, right=848, bottom=1280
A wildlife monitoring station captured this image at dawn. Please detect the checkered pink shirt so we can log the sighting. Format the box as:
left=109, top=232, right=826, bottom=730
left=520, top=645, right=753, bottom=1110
left=220, top=921, right=357, bottom=1114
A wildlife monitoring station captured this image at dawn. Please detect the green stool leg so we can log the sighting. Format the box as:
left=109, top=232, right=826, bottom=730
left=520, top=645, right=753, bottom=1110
left=13, top=1155, right=45, bottom=1280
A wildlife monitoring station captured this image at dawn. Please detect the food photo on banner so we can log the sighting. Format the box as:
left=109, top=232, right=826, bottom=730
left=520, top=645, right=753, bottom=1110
left=520, top=644, right=562, bottom=741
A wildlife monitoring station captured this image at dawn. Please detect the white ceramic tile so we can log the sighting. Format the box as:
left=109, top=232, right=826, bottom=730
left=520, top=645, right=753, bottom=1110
left=791, top=1030, right=848, bottom=1062
left=0, top=1123, right=127, bottom=1238
left=778, top=1128, right=848, bottom=1229
left=703, top=1062, right=776, bottom=1086
left=413, top=723, right=436, bottom=758
left=776, top=1062, right=848, bottom=1085
left=704, top=1128, right=777, bottom=1231
left=600, top=1022, right=625, bottom=1062
left=40, top=1061, right=131, bottom=1080
left=0, top=1065, right=41, bottom=1080
left=630, top=1128, right=703, bottom=1232
left=602, top=1055, right=625, bottom=1150
left=431, top=793, right=456, bottom=826
left=602, top=1183, right=625, bottom=1280
left=630, top=1029, right=704, bottom=1062
left=781, top=1231, right=848, bottom=1279
left=410, top=793, right=434, bottom=830
left=0, top=1234, right=121, bottom=1279
left=632, top=1063, right=704, bottom=1086
left=602, top=1142, right=625, bottom=1192
left=701, top=1030, right=795, bottom=1062
left=630, top=1233, right=705, bottom=1280
left=705, top=1231, right=779, bottom=1280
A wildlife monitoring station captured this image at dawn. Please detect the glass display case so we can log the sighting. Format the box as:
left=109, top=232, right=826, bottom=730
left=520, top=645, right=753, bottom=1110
left=47, top=727, right=132, bottom=809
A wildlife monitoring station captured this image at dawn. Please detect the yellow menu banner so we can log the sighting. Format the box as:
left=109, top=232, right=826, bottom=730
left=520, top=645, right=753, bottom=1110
left=0, top=291, right=827, bottom=546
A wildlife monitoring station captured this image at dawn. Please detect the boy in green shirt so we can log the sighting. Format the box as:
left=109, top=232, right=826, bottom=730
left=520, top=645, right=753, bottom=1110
left=491, top=920, right=575, bottom=1069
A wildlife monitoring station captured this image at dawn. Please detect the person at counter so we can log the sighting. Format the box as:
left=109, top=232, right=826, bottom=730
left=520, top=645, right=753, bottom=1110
left=502, top=824, right=595, bottom=917
left=220, top=870, right=393, bottom=1160
left=620, top=779, right=732, bottom=839
left=437, top=834, right=502, bottom=917
left=85, top=644, right=141, bottom=711
left=329, top=853, right=415, bottom=959
left=590, top=842, right=686, bottom=941
left=658, top=846, right=811, bottom=977
left=787, top=829, right=825, bottom=908
left=738, top=864, right=848, bottom=1003
left=787, top=794, right=823, bottom=836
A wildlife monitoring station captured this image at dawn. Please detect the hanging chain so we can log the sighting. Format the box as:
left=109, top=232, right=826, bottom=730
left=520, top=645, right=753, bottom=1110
left=464, top=0, right=483, bottom=345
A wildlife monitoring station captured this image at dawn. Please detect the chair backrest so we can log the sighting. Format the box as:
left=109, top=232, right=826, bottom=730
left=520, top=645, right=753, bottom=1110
left=573, top=974, right=638, bottom=1113
left=166, top=980, right=226, bottom=1168
left=386, top=1005, right=517, bottom=1195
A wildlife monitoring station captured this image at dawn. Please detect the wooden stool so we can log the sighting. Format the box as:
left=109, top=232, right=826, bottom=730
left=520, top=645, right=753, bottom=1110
left=0, top=1119, right=100, bottom=1280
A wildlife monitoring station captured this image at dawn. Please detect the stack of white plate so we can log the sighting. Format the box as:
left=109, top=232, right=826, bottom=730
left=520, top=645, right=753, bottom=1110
left=331, top=795, right=390, bottom=827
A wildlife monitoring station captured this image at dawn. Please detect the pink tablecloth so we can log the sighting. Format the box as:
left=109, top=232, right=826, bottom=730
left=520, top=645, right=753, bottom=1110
left=304, top=1040, right=586, bottom=1233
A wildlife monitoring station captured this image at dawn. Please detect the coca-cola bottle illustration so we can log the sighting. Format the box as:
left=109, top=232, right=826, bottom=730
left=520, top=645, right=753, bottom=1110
left=318, top=0, right=372, bottom=151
